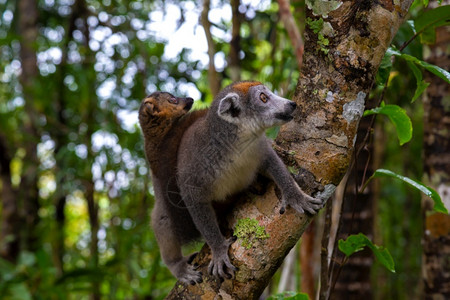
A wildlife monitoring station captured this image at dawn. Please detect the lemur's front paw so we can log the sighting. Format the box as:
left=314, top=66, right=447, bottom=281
left=280, top=193, right=323, bottom=215
left=208, top=237, right=237, bottom=280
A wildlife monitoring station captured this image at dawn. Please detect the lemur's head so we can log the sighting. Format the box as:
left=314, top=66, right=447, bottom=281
left=139, top=92, right=194, bottom=136
left=216, top=81, right=297, bottom=131
left=140, top=92, right=193, bottom=119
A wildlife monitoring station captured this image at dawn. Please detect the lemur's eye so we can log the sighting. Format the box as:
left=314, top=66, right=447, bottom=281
left=260, top=93, right=268, bottom=103
left=168, top=97, right=178, bottom=104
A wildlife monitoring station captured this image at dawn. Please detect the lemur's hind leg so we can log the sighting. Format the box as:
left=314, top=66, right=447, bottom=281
left=151, top=204, right=203, bottom=285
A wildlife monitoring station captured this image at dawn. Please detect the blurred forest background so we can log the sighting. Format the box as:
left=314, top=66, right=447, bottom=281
left=0, top=0, right=449, bottom=299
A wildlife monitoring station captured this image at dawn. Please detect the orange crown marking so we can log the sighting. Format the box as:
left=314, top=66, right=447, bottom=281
left=233, top=81, right=262, bottom=94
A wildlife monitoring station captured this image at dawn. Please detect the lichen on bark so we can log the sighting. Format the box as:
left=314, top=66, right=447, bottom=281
left=234, top=218, right=270, bottom=250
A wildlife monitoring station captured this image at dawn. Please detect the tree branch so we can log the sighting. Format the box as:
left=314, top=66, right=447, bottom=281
left=277, top=0, right=304, bottom=69
left=167, top=1, right=413, bottom=298
left=229, top=0, right=242, bottom=82
left=201, top=0, right=221, bottom=97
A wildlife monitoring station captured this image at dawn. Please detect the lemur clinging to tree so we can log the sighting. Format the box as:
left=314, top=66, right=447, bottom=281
left=139, top=82, right=323, bottom=285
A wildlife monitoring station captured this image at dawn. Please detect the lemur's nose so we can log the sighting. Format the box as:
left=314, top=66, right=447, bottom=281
left=289, top=101, right=297, bottom=109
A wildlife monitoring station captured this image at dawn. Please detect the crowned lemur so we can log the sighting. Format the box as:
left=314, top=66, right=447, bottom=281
left=139, top=81, right=323, bottom=285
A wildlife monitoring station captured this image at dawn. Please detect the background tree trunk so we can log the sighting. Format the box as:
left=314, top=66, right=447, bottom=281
left=421, top=13, right=450, bottom=299
left=331, top=115, right=375, bottom=299
left=17, top=0, right=41, bottom=256
left=167, top=1, right=413, bottom=298
left=0, top=134, right=19, bottom=261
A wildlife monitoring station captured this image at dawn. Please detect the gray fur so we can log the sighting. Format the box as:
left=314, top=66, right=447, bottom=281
left=175, top=82, right=323, bottom=283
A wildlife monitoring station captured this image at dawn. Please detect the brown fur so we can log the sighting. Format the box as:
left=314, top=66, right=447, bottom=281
left=139, top=92, right=209, bottom=284
left=139, top=92, right=207, bottom=177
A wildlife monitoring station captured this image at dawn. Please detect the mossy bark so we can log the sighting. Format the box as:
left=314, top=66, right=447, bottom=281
left=167, top=1, right=414, bottom=298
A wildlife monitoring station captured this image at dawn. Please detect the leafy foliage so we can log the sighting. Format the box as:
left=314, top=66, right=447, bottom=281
left=366, top=169, right=447, bottom=214
left=388, top=48, right=450, bottom=84
left=268, top=291, right=310, bottom=300
left=364, top=104, right=413, bottom=145
left=414, top=5, right=450, bottom=44
left=338, top=233, right=395, bottom=273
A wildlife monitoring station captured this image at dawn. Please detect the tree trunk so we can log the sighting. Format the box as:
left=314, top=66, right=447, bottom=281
left=167, top=1, right=413, bottom=298
left=332, top=114, right=375, bottom=299
left=300, top=222, right=316, bottom=298
left=422, top=16, right=450, bottom=299
left=0, top=134, right=19, bottom=261
left=18, top=0, right=41, bottom=255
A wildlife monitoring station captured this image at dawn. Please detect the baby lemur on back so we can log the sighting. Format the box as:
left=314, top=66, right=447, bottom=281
left=139, top=82, right=322, bottom=285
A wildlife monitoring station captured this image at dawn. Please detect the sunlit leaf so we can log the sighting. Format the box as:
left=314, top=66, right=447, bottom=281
left=369, top=169, right=448, bottom=214
left=363, top=104, right=412, bottom=145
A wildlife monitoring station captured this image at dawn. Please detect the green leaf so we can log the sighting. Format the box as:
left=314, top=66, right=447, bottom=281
left=338, top=233, right=395, bottom=273
left=412, top=80, right=430, bottom=102
left=415, top=59, right=450, bottom=84
left=406, top=61, right=430, bottom=102
left=369, top=169, right=448, bottom=214
left=407, top=60, right=423, bottom=82
left=414, top=5, right=450, bottom=44
left=388, top=47, right=450, bottom=84
left=338, top=234, right=367, bottom=256
left=406, top=20, right=416, bottom=34
left=371, top=244, right=396, bottom=274
left=306, top=17, right=324, bottom=34
left=376, top=51, right=393, bottom=85
left=363, top=104, right=412, bottom=145
left=268, top=292, right=309, bottom=300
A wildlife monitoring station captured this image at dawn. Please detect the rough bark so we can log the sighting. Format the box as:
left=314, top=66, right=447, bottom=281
left=167, top=1, right=413, bottom=298
left=201, top=0, right=221, bottom=97
left=422, top=20, right=450, bottom=299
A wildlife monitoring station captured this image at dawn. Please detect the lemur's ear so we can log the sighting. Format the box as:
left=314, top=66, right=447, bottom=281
left=218, top=93, right=240, bottom=119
